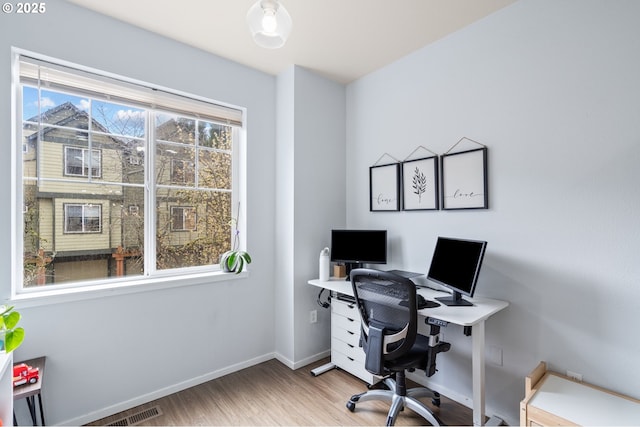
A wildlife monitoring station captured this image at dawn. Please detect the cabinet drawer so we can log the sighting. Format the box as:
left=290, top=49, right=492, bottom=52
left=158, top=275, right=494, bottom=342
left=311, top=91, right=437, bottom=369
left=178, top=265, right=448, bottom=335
left=332, top=312, right=360, bottom=333
left=332, top=323, right=360, bottom=347
left=332, top=350, right=378, bottom=385
left=332, top=336, right=366, bottom=363
left=332, top=298, right=359, bottom=318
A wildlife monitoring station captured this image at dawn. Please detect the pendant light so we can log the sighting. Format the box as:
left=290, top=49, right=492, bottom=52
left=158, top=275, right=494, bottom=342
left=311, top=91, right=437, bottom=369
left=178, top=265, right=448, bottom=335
left=246, top=0, right=292, bottom=49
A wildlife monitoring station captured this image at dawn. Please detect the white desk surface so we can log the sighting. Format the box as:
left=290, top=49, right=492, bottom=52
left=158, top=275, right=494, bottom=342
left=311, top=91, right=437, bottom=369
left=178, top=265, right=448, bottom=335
left=529, top=373, right=640, bottom=426
left=308, top=278, right=508, bottom=327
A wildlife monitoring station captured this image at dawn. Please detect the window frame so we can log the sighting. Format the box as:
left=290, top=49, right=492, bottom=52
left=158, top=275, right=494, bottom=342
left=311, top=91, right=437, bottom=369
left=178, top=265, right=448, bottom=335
left=169, top=158, right=195, bottom=185
left=63, top=146, right=102, bottom=178
left=10, top=48, right=247, bottom=302
left=170, top=206, right=197, bottom=232
left=63, top=203, right=103, bottom=234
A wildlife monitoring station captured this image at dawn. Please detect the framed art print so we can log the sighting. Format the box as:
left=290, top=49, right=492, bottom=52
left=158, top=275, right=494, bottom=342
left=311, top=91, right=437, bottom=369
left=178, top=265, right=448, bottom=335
left=441, top=147, right=488, bottom=210
left=369, top=163, right=400, bottom=211
left=402, top=156, right=439, bottom=210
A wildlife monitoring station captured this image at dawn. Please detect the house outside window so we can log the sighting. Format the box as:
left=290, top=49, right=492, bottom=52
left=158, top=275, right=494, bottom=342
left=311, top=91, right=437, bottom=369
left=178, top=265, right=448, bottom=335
left=14, top=51, right=245, bottom=293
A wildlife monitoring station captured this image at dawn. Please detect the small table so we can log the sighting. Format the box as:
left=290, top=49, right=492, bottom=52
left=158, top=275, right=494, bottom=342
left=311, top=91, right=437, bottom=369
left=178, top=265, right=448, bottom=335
left=13, top=356, right=46, bottom=426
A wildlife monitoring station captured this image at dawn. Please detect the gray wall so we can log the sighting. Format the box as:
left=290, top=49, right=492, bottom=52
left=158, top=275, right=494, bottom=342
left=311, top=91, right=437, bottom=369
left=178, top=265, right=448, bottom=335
left=346, top=0, right=640, bottom=424
left=275, top=66, right=346, bottom=367
left=1, top=1, right=277, bottom=424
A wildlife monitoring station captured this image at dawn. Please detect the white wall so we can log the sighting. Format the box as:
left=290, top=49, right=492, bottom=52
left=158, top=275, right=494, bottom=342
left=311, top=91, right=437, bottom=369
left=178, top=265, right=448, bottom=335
left=291, top=67, right=346, bottom=363
left=346, top=0, right=640, bottom=424
left=0, top=2, right=277, bottom=425
left=275, top=66, right=346, bottom=366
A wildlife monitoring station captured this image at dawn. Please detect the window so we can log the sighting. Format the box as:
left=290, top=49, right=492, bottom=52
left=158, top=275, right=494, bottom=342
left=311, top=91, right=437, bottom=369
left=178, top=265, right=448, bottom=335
left=64, top=146, right=101, bottom=177
left=170, top=159, right=195, bottom=185
left=171, top=206, right=197, bottom=231
left=14, top=51, right=245, bottom=293
left=64, top=203, right=102, bottom=233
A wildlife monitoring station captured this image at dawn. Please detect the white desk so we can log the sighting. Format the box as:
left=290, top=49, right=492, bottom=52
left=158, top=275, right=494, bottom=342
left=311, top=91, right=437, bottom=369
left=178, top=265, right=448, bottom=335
left=308, top=277, right=508, bottom=426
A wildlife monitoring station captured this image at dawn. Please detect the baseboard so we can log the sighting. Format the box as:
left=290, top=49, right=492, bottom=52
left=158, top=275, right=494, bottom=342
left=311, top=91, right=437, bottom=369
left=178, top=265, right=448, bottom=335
left=274, top=350, right=331, bottom=370
left=60, top=352, right=276, bottom=426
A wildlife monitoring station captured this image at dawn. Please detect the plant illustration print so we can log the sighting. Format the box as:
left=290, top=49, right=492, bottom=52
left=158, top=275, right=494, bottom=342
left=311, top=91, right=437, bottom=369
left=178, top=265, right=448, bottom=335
left=412, top=167, right=427, bottom=203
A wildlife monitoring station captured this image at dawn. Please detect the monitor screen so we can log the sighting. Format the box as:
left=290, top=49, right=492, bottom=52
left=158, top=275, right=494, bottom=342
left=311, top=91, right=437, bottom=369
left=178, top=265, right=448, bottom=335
left=427, top=237, right=487, bottom=306
left=330, top=230, right=387, bottom=275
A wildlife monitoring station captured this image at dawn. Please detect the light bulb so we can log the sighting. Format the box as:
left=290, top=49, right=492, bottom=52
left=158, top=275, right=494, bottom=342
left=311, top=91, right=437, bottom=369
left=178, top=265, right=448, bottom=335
left=261, top=10, right=277, bottom=33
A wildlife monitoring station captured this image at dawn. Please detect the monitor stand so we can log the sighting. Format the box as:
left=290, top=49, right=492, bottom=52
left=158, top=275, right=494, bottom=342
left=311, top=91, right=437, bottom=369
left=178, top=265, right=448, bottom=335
left=344, top=262, right=363, bottom=281
left=435, top=290, right=474, bottom=306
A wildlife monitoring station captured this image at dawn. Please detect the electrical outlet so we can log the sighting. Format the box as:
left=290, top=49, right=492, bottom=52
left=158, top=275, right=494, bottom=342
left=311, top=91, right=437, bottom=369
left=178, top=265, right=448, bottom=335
left=566, top=370, right=582, bottom=381
left=309, top=310, right=317, bottom=324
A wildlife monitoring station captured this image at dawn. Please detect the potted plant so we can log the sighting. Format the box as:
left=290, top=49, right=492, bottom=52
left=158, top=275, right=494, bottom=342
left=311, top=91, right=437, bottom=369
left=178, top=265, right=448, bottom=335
left=219, top=207, right=252, bottom=274
left=220, top=250, right=252, bottom=274
left=0, top=305, right=25, bottom=353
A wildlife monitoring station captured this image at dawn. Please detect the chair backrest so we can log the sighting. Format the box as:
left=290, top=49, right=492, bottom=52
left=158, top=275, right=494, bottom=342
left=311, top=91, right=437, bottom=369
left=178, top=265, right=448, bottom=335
left=350, top=268, right=418, bottom=375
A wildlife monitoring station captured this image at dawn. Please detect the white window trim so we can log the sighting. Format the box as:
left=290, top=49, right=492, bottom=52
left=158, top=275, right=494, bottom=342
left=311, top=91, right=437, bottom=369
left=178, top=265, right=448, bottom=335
left=11, top=270, right=250, bottom=309
left=10, top=48, right=248, bottom=303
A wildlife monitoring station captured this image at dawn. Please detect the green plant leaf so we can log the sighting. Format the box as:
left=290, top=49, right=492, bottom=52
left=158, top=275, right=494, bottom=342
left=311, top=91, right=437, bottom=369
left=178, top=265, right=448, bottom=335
left=235, top=257, right=244, bottom=274
left=0, top=305, right=13, bottom=317
left=5, top=327, right=25, bottom=353
left=240, top=251, right=252, bottom=264
left=228, top=252, right=238, bottom=270
left=3, top=311, right=20, bottom=330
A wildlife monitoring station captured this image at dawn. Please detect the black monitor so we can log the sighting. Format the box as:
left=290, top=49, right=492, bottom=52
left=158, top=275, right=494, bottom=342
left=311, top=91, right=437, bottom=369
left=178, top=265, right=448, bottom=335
left=427, top=237, right=487, bottom=306
left=330, top=229, right=387, bottom=279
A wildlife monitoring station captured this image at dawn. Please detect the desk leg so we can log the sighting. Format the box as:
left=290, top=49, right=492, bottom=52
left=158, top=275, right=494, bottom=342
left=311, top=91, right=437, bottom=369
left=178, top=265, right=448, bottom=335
left=472, top=321, right=486, bottom=426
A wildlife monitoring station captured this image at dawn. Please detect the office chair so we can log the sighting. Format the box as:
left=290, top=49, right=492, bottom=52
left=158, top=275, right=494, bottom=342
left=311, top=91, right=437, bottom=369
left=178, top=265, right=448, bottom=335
left=346, top=268, right=450, bottom=426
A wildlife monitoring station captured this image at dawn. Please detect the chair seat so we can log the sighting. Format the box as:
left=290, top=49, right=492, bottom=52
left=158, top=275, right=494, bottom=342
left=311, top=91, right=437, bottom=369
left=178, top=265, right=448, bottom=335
left=384, top=335, right=429, bottom=372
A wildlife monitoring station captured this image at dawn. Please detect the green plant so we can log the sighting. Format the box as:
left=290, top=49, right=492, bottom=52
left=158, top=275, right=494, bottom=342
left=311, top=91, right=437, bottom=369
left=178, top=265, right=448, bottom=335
left=219, top=203, right=252, bottom=274
left=220, top=250, right=252, bottom=274
left=0, top=305, right=25, bottom=353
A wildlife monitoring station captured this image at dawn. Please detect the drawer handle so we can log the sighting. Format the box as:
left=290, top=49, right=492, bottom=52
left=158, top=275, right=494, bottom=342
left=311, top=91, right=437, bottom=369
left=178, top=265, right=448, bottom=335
left=347, top=344, right=354, bottom=348
left=348, top=357, right=354, bottom=362
left=347, top=331, right=355, bottom=335
left=348, top=304, right=354, bottom=309
left=347, top=318, right=355, bottom=322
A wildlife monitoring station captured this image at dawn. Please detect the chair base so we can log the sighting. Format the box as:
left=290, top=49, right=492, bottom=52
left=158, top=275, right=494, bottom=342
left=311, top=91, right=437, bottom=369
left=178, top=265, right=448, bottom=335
left=347, top=376, right=442, bottom=426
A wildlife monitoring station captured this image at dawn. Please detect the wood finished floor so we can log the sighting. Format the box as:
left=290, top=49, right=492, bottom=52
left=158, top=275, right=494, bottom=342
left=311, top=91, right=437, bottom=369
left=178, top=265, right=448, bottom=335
left=88, top=358, right=473, bottom=426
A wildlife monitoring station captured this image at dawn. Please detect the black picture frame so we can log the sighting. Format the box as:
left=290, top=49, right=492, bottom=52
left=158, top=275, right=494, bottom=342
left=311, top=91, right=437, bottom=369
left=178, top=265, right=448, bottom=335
left=441, top=147, right=488, bottom=210
left=401, top=156, right=439, bottom=211
left=369, top=163, right=400, bottom=211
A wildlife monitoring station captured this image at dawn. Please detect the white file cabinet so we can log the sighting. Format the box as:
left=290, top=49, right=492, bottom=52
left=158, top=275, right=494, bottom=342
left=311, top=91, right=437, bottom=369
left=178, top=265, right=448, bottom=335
left=330, top=296, right=379, bottom=385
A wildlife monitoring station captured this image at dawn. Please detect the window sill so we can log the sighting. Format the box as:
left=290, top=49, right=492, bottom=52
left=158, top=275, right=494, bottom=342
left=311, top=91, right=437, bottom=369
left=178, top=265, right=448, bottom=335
left=10, top=270, right=249, bottom=309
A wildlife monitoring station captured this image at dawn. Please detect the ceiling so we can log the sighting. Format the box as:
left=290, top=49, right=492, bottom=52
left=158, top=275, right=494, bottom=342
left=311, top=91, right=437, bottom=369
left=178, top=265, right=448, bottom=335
left=66, top=0, right=515, bottom=84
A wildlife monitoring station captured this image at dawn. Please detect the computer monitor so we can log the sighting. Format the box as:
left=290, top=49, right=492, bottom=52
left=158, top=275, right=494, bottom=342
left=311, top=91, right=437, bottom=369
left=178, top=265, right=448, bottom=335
left=427, top=237, right=487, bottom=306
left=330, top=229, right=387, bottom=278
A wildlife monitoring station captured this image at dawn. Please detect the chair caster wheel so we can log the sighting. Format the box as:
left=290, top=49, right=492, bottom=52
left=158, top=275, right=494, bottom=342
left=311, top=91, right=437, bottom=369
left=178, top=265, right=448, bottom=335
left=432, top=391, right=441, bottom=406
left=346, top=401, right=356, bottom=412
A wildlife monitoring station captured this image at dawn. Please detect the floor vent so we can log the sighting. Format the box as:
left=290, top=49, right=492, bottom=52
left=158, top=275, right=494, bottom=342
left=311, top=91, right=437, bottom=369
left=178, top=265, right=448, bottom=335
left=107, top=406, right=163, bottom=426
